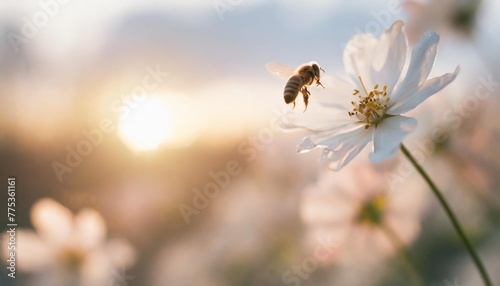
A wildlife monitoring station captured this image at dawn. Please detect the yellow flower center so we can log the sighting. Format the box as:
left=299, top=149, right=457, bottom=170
left=357, top=193, right=387, bottom=225
left=348, top=76, right=390, bottom=129
left=58, top=247, right=86, bottom=271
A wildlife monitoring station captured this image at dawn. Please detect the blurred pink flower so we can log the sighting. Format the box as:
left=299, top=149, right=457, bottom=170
left=429, top=99, right=500, bottom=209
left=404, top=0, right=482, bottom=43
left=300, top=162, right=426, bottom=265
left=280, top=21, right=459, bottom=170
left=1, top=198, right=136, bottom=286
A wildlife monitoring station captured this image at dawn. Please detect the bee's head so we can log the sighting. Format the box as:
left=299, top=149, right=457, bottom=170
left=311, top=63, right=323, bottom=77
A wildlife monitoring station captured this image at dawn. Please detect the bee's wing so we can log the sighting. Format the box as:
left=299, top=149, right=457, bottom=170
left=265, top=62, right=295, bottom=79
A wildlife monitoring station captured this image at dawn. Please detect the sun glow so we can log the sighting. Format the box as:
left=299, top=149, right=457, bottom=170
left=118, top=94, right=201, bottom=151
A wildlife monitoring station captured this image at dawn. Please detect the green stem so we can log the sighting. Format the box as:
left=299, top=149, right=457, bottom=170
left=400, top=144, right=492, bottom=286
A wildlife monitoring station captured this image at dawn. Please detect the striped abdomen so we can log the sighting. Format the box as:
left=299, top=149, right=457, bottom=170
left=284, top=75, right=304, bottom=104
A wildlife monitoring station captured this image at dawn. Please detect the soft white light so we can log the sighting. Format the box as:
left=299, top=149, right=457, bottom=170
left=118, top=97, right=172, bottom=151
left=118, top=94, right=202, bottom=151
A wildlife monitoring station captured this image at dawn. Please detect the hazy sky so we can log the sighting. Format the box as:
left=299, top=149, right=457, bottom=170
left=1, top=0, right=498, bottom=148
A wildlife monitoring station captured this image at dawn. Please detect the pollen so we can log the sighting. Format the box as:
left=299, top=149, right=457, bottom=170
left=348, top=76, right=390, bottom=129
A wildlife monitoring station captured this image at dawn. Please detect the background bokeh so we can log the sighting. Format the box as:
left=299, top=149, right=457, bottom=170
left=1, top=0, right=499, bottom=285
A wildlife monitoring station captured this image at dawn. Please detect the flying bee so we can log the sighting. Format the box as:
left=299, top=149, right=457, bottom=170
left=266, top=61, right=325, bottom=111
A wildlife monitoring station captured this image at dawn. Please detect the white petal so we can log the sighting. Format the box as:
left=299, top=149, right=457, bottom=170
left=280, top=110, right=353, bottom=134
left=297, top=122, right=365, bottom=152
left=317, top=126, right=375, bottom=171
left=371, top=20, right=408, bottom=95
left=105, top=239, right=137, bottom=269
left=2, top=230, right=54, bottom=272
left=343, top=33, right=378, bottom=88
left=389, top=31, right=440, bottom=107
left=279, top=84, right=355, bottom=132
left=74, top=209, right=107, bottom=251
left=300, top=179, right=357, bottom=226
left=31, top=198, right=73, bottom=246
left=388, top=66, right=460, bottom=114
left=315, top=74, right=357, bottom=110
left=369, top=116, right=417, bottom=163
left=277, top=75, right=354, bottom=133
left=80, top=251, right=111, bottom=286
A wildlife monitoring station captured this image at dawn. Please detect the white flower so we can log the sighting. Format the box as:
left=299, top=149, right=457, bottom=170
left=281, top=21, right=459, bottom=170
left=1, top=198, right=136, bottom=286
left=300, top=161, right=427, bottom=265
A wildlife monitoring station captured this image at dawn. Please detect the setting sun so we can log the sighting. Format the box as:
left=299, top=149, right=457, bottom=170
left=118, top=96, right=172, bottom=151
left=118, top=94, right=202, bottom=151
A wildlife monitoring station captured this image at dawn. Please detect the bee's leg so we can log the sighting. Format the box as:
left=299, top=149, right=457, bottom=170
left=317, top=68, right=325, bottom=88
left=300, top=86, right=310, bottom=97
left=292, top=101, right=296, bottom=109
left=301, top=87, right=310, bottom=112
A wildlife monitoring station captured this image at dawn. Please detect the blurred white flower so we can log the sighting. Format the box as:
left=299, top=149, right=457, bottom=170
left=281, top=21, right=459, bottom=170
left=1, top=198, right=136, bottom=286
left=151, top=176, right=303, bottom=286
left=300, top=162, right=426, bottom=265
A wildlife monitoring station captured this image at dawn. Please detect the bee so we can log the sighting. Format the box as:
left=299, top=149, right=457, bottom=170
left=266, top=61, right=325, bottom=111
